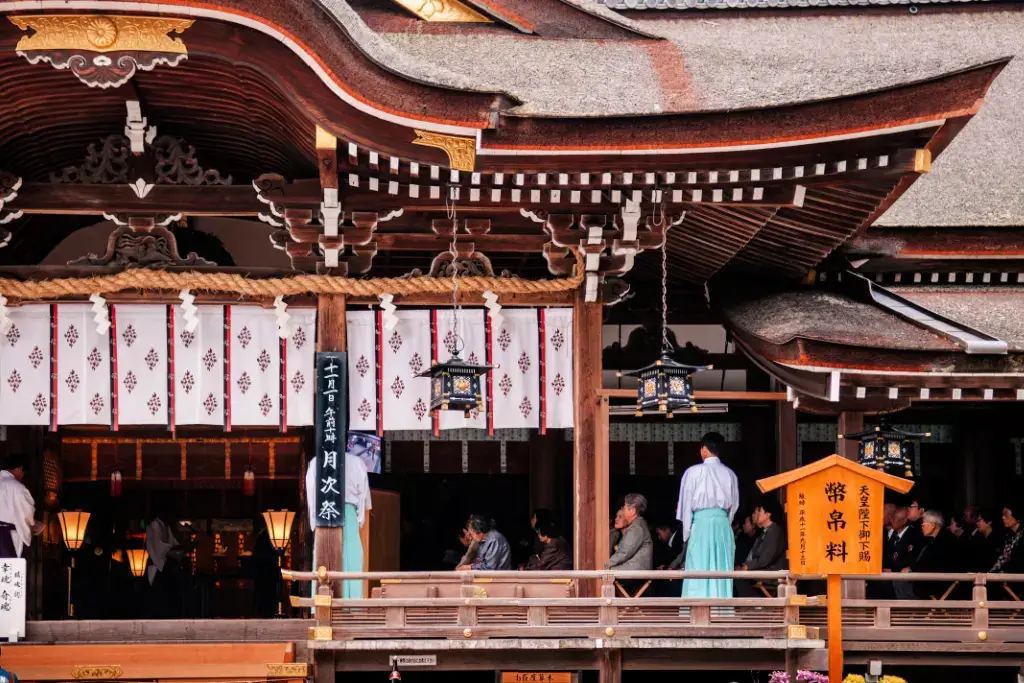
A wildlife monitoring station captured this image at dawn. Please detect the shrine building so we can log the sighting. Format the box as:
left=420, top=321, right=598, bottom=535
left=0, top=0, right=1022, bottom=682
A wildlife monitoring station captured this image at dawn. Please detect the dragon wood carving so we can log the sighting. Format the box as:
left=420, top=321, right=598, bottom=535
left=68, top=224, right=215, bottom=268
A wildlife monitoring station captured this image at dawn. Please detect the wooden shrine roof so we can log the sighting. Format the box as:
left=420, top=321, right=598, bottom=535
left=596, top=0, right=994, bottom=10
left=719, top=281, right=1024, bottom=406
left=0, top=1, right=1010, bottom=288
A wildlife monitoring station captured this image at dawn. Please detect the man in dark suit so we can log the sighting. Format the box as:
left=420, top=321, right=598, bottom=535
left=737, top=497, right=787, bottom=597
left=888, top=506, right=923, bottom=599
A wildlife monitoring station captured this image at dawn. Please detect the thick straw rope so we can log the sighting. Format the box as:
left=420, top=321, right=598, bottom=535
left=0, top=268, right=582, bottom=300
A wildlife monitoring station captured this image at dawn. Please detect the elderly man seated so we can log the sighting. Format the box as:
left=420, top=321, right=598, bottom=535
left=909, top=509, right=959, bottom=599
left=605, top=493, right=654, bottom=595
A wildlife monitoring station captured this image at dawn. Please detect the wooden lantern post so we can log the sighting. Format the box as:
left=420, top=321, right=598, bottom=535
left=757, top=455, right=914, bottom=683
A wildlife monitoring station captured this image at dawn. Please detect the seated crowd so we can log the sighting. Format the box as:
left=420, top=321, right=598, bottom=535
left=450, top=493, right=1024, bottom=601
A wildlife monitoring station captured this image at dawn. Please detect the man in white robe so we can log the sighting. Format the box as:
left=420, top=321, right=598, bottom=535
left=0, top=454, right=42, bottom=559
left=305, top=451, right=372, bottom=598
left=676, top=432, right=739, bottom=598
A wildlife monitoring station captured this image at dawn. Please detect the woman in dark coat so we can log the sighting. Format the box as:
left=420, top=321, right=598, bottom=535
left=524, top=519, right=572, bottom=571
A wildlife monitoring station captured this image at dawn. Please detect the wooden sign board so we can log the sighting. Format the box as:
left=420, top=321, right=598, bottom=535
left=757, top=454, right=913, bottom=576
left=0, top=558, right=27, bottom=639
left=500, top=673, right=573, bottom=683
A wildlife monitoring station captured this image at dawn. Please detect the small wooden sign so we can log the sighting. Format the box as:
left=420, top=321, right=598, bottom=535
left=757, top=454, right=913, bottom=576
left=500, top=673, right=573, bottom=683
left=0, top=558, right=27, bottom=639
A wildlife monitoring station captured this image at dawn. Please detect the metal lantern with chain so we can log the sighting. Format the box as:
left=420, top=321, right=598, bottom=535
left=620, top=233, right=711, bottom=417
left=838, top=419, right=930, bottom=478
left=416, top=189, right=493, bottom=415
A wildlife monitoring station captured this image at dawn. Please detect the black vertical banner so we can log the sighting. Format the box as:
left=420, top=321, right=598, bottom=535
left=314, top=352, right=348, bottom=528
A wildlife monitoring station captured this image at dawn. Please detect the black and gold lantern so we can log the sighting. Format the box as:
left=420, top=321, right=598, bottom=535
left=417, top=350, right=492, bottom=417
left=838, top=420, right=930, bottom=478
left=619, top=240, right=710, bottom=417
left=620, top=356, right=711, bottom=418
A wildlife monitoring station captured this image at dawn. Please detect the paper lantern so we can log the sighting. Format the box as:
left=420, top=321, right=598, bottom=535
left=262, top=509, right=296, bottom=553
left=620, top=356, right=711, bottom=418
left=57, top=510, right=90, bottom=551
left=110, top=468, right=122, bottom=498
left=417, top=351, right=491, bottom=416
left=126, top=549, right=150, bottom=578
left=839, top=420, right=930, bottom=478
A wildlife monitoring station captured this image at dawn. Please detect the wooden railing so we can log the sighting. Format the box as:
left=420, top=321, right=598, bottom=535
left=287, top=570, right=1024, bottom=645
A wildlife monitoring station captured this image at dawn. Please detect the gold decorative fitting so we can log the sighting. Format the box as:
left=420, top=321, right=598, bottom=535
left=412, top=131, right=477, bottom=172
left=978, top=630, right=988, bottom=641
left=463, top=628, right=473, bottom=638
left=914, top=149, right=932, bottom=174
left=288, top=595, right=301, bottom=607
left=317, top=565, right=329, bottom=580
left=392, top=0, right=491, bottom=22
left=72, top=666, right=124, bottom=680
left=314, top=594, right=333, bottom=607
left=978, top=601, right=986, bottom=608
left=604, top=627, right=615, bottom=637
left=315, top=125, right=337, bottom=151
left=9, top=14, right=194, bottom=89
left=10, top=14, right=193, bottom=53
left=787, top=594, right=808, bottom=606
left=310, top=626, right=333, bottom=641
left=787, top=624, right=808, bottom=640
left=267, top=664, right=310, bottom=678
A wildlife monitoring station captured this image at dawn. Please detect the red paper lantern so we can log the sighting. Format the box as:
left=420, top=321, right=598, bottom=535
left=243, top=467, right=255, bottom=497
left=110, top=469, right=122, bottom=498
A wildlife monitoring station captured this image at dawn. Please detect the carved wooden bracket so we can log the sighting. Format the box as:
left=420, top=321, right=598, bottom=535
left=254, top=173, right=389, bottom=274
left=426, top=218, right=497, bottom=277
left=68, top=217, right=215, bottom=269
left=542, top=202, right=679, bottom=302
left=9, top=14, right=194, bottom=89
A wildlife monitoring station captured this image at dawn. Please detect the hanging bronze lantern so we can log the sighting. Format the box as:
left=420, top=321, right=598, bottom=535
left=620, top=240, right=709, bottom=417
left=417, top=216, right=492, bottom=415
left=838, top=420, right=930, bottom=478
left=417, top=350, right=492, bottom=416
left=620, top=355, right=711, bottom=418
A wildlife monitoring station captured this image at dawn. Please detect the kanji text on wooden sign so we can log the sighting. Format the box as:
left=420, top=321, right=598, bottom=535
left=314, top=352, right=348, bottom=528
left=757, top=454, right=913, bottom=575
left=500, top=673, right=573, bottom=683
left=0, top=558, right=27, bottom=638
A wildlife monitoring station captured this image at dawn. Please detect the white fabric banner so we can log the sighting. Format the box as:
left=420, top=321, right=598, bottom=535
left=435, top=309, right=487, bottom=431
left=346, top=310, right=377, bottom=432
left=0, top=305, right=51, bottom=425
left=173, top=305, right=225, bottom=426
left=56, top=304, right=111, bottom=426
left=285, top=308, right=316, bottom=427
left=542, top=308, right=574, bottom=429
left=491, top=308, right=540, bottom=430
left=381, top=310, right=431, bottom=431
left=114, top=304, right=169, bottom=426
left=229, top=306, right=280, bottom=427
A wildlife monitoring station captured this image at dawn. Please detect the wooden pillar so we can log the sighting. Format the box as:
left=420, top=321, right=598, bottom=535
left=598, top=649, right=622, bottom=683
left=837, top=412, right=863, bottom=461
left=315, top=295, right=346, bottom=595
left=776, top=401, right=797, bottom=476
left=573, top=288, right=603, bottom=591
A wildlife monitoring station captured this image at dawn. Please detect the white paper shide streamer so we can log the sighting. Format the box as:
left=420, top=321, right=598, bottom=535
left=89, top=293, right=110, bottom=335
left=274, top=295, right=291, bottom=339
left=179, top=289, right=199, bottom=333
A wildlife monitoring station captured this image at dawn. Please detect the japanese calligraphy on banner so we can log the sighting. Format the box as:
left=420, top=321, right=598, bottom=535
left=0, top=558, right=27, bottom=639
left=314, top=352, right=348, bottom=527
left=757, top=454, right=913, bottom=575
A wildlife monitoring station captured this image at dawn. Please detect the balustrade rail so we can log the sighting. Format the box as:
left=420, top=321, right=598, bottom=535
left=287, top=570, right=1024, bottom=645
